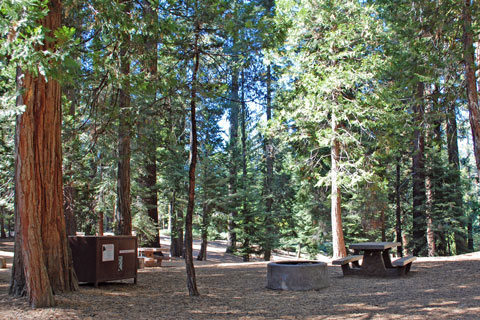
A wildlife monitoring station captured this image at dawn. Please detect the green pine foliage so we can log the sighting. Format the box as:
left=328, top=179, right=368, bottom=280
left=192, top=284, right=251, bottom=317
left=0, top=0, right=478, bottom=257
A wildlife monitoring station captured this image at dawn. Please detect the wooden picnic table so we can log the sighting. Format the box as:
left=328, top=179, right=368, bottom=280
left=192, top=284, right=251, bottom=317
left=350, top=242, right=400, bottom=276
left=333, top=241, right=416, bottom=276
left=137, top=247, right=169, bottom=257
left=137, top=247, right=171, bottom=268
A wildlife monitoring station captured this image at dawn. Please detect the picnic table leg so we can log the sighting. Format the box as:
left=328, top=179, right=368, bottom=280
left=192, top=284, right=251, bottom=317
left=352, top=250, right=362, bottom=268
left=382, top=249, right=394, bottom=268
left=396, top=261, right=412, bottom=276
left=361, top=250, right=386, bottom=276
left=395, top=262, right=412, bottom=276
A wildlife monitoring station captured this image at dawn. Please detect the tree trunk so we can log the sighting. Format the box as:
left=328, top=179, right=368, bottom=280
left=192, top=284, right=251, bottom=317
left=380, top=208, right=386, bottom=242
left=446, top=100, right=467, bottom=253
left=168, top=191, right=173, bottom=233
left=178, top=210, right=185, bottom=257
left=263, top=65, right=274, bottom=261
left=434, top=89, right=449, bottom=255
left=240, top=70, right=252, bottom=262
left=468, top=214, right=474, bottom=251
left=425, top=93, right=436, bottom=257
left=170, top=191, right=184, bottom=257
left=10, top=202, right=25, bottom=297
left=197, top=201, right=208, bottom=261
left=477, top=36, right=480, bottom=93
left=141, top=0, right=160, bottom=248
left=116, top=11, right=132, bottom=236
left=8, top=217, right=12, bottom=238
left=425, top=174, right=436, bottom=257
left=63, top=76, right=77, bottom=237
left=10, top=1, right=78, bottom=306
left=463, top=0, right=480, bottom=180
left=143, top=156, right=159, bottom=246
left=63, top=185, right=76, bottom=236
left=197, top=122, right=210, bottom=261
left=0, top=212, right=5, bottom=238
left=169, top=191, right=180, bottom=257
left=98, top=156, right=105, bottom=236
left=402, top=233, right=409, bottom=256
left=184, top=22, right=200, bottom=296
left=395, top=158, right=403, bottom=257
left=412, top=82, right=427, bottom=256
left=226, top=66, right=240, bottom=254
left=98, top=211, right=104, bottom=236
left=331, top=110, right=346, bottom=259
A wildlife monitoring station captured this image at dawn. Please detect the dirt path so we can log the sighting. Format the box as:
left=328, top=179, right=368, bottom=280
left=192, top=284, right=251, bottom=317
left=160, top=236, right=310, bottom=266
left=1, top=238, right=480, bottom=319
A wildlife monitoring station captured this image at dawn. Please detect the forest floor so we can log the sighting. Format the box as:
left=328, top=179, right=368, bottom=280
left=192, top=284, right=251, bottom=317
left=1, top=237, right=480, bottom=319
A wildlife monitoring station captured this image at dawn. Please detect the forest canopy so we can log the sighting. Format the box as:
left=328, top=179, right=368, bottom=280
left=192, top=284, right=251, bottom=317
left=1, top=0, right=479, bottom=272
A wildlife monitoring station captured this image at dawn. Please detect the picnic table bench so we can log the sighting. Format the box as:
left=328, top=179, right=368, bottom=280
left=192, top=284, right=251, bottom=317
left=392, top=255, right=416, bottom=276
left=137, top=247, right=171, bottom=268
left=333, top=242, right=416, bottom=277
left=331, top=255, right=362, bottom=275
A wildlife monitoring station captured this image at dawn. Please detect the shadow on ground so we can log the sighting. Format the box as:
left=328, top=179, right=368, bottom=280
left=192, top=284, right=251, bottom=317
left=1, top=237, right=479, bottom=319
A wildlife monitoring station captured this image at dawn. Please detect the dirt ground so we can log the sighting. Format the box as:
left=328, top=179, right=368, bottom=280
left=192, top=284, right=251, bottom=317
left=1, top=237, right=480, bottom=320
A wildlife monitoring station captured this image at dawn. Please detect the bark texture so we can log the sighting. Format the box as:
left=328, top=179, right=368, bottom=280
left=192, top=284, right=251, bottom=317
left=197, top=202, right=208, bottom=261
left=226, top=67, right=240, bottom=254
left=141, top=0, right=159, bottom=247
left=263, top=65, right=274, bottom=261
left=330, top=111, right=346, bottom=259
left=9, top=199, right=25, bottom=298
left=170, top=191, right=184, bottom=258
left=463, top=0, right=480, bottom=180
left=10, top=0, right=78, bottom=307
left=239, top=71, right=253, bottom=262
left=63, top=185, right=76, bottom=236
left=425, top=95, right=437, bottom=257
left=412, top=82, right=427, bottom=256
left=184, top=23, right=200, bottom=296
left=116, top=12, right=132, bottom=236
left=395, top=159, right=403, bottom=257
left=446, top=100, right=467, bottom=253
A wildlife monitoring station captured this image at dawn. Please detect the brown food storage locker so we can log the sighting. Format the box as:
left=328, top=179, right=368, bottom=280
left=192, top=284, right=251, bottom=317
left=69, top=235, right=137, bottom=287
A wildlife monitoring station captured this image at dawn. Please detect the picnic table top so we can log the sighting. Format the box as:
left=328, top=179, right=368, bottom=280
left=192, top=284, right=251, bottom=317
left=349, top=242, right=401, bottom=251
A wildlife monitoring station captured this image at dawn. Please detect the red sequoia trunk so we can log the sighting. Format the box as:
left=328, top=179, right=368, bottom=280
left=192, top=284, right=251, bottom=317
left=412, top=82, right=427, bottom=256
left=141, top=0, right=160, bottom=247
left=331, top=110, right=346, bottom=259
left=446, top=101, right=467, bottom=253
left=10, top=0, right=78, bottom=307
left=425, top=174, right=436, bottom=257
left=463, top=0, right=480, bottom=180
left=116, top=4, right=132, bottom=236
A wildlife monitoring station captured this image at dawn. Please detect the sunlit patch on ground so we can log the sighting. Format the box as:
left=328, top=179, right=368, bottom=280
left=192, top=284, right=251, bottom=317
left=1, top=238, right=480, bottom=319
